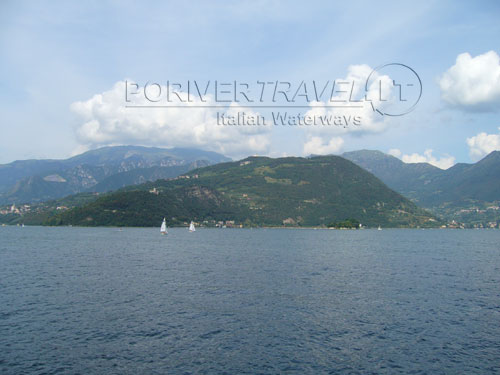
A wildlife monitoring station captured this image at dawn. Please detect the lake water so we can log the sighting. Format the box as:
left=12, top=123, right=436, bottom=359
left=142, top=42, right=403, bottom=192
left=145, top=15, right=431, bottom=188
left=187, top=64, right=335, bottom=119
left=1, top=227, right=499, bottom=374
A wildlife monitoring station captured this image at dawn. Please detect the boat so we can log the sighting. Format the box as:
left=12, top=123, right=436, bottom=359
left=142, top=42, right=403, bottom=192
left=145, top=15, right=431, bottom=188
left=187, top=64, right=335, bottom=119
left=189, top=221, right=196, bottom=232
left=160, top=218, right=168, bottom=235
left=377, top=226, right=382, bottom=231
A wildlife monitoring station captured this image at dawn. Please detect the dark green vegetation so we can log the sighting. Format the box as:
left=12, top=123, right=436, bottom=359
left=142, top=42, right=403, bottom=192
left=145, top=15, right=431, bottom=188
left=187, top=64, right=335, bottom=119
left=342, top=150, right=442, bottom=203
left=43, top=155, right=439, bottom=227
left=1, top=193, right=102, bottom=226
left=327, top=218, right=360, bottom=229
left=343, top=150, right=500, bottom=227
left=44, top=188, right=238, bottom=227
left=0, top=146, right=230, bottom=204
left=3, top=149, right=498, bottom=228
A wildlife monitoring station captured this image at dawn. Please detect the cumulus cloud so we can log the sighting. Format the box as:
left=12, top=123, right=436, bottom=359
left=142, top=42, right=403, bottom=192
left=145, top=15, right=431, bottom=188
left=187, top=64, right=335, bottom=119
left=467, top=127, right=500, bottom=159
left=71, top=81, right=272, bottom=158
left=439, top=51, right=500, bottom=111
left=300, top=64, right=403, bottom=159
left=304, top=64, right=395, bottom=136
left=387, top=148, right=402, bottom=158
left=303, top=136, right=344, bottom=155
left=389, top=148, right=455, bottom=169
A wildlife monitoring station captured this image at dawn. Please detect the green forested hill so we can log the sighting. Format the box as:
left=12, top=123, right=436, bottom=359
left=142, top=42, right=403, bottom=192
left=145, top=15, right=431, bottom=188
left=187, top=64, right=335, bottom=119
left=45, top=155, right=439, bottom=227
left=343, top=150, right=500, bottom=226
left=343, top=150, right=500, bottom=207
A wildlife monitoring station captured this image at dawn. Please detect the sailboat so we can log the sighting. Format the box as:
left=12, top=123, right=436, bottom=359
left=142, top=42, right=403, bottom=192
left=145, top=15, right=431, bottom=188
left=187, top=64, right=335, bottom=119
left=377, top=226, right=382, bottom=231
left=189, top=221, right=196, bottom=232
left=160, top=218, right=168, bottom=235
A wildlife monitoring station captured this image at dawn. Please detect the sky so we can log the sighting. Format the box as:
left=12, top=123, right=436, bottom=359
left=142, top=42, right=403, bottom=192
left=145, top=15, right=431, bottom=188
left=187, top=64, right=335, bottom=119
left=1, top=0, right=500, bottom=167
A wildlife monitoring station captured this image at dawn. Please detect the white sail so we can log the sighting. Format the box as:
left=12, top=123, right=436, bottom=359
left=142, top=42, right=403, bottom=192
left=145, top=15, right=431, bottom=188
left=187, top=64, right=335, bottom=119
left=189, top=221, right=196, bottom=232
left=160, top=218, right=167, bottom=234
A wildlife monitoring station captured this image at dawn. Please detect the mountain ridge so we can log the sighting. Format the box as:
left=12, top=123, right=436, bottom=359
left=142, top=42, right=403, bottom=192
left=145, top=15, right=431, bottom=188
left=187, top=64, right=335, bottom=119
left=343, top=150, right=500, bottom=227
left=0, top=146, right=231, bottom=204
left=42, top=154, right=439, bottom=228
left=342, top=149, right=500, bottom=206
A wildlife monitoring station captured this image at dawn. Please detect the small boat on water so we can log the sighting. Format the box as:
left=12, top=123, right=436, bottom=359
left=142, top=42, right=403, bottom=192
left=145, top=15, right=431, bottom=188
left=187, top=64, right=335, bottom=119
left=160, top=218, right=168, bottom=235
left=378, top=226, right=382, bottom=231
left=189, top=221, right=196, bottom=232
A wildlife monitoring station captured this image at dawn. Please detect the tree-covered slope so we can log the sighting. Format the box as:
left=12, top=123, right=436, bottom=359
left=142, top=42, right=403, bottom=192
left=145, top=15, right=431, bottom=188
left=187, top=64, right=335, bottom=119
left=343, top=150, right=500, bottom=206
left=342, top=150, right=443, bottom=202
left=46, top=155, right=439, bottom=227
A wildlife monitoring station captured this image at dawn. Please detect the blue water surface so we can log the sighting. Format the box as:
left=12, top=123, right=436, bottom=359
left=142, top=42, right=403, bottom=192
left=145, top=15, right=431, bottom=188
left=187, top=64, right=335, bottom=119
left=1, top=227, right=499, bottom=374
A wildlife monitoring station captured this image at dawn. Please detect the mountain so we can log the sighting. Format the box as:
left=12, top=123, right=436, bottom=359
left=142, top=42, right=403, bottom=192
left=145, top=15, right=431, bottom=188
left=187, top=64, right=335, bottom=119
left=341, top=150, right=443, bottom=202
left=342, top=150, right=500, bottom=226
left=44, top=155, right=439, bottom=228
left=0, top=146, right=230, bottom=204
left=420, top=151, right=500, bottom=206
left=342, top=150, right=500, bottom=206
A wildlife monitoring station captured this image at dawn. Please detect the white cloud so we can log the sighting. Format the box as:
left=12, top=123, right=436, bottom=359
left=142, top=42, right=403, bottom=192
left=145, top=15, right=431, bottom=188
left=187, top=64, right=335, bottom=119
left=71, top=81, right=272, bottom=158
left=300, top=64, right=403, bottom=159
left=304, top=64, right=395, bottom=136
left=388, top=148, right=402, bottom=158
left=303, top=136, right=344, bottom=155
left=300, top=64, right=400, bottom=159
left=70, top=144, right=91, bottom=157
left=467, top=127, right=500, bottom=159
left=439, top=51, right=500, bottom=111
left=389, top=148, right=455, bottom=169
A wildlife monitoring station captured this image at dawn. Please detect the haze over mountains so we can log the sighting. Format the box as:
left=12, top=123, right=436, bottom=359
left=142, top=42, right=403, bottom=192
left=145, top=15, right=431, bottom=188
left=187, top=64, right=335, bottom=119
left=0, top=146, right=230, bottom=204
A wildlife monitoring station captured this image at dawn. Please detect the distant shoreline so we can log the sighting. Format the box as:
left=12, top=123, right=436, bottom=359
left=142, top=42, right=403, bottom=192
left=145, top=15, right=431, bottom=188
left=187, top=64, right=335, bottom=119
left=3, top=225, right=495, bottom=230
